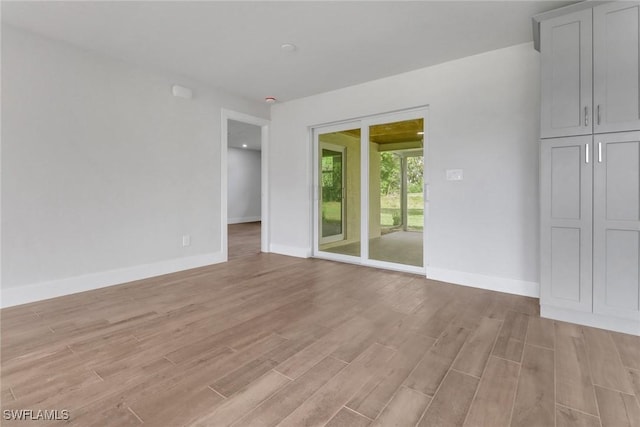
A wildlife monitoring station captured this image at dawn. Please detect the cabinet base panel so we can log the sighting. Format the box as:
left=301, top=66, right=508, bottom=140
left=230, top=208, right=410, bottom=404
left=541, top=305, right=640, bottom=336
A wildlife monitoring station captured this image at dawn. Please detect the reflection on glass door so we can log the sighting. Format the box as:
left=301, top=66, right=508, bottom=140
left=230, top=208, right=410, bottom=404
left=368, top=118, right=424, bottom=267
left=320, top=144, right=345, bottom=243
left=318, top=128, right=361, bottom=256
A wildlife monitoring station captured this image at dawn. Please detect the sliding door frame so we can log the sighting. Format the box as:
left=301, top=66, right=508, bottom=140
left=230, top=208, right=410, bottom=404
left=313, top=120, right=362, bottom=265
left=361, top=108, right=428, bottom=274
left=312, top=106, right=430, bottom=275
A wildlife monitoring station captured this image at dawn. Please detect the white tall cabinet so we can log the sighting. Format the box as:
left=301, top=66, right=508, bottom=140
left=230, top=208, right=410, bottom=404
left=538, top=1, right=640, bottom=335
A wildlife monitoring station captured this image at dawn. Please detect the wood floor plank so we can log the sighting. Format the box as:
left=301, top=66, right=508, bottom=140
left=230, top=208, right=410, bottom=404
left=417, top=370, right=479, bottom=427
left=211, top=357, right=278, bottom=397
left=556, top=405, right=601, bottom=427
left=404, top=325, right=471, bottom=396
left=419, top=302, right=461, bottom=339
left=526, top=317, right=555, bottom=349
left=131, top=386, right=224, bottom=426
left=82, top=406, right=144, bottom=427
left=628, top=368, right=640, bottom=403
left=611, top=332, right=640, bottom=370
left=330, top=307, right=403, bottom=363
left=325, top=408, right=372, bottom=427
left=463, top=356, right=520, bottom=427
left=595, top=386, right=640, bottom=427
left=583, top=327, right=634, bottom=394
left=453, top=317, right=502, bottom=377
left=346, top=333, right=435, bottom=419
left=491, top=310, right=529, bottom=363
left=555, top=322, right=599, bottom=416
left=190, top=370, right=290, bottom=427
left=371, top=386, right=430, bottom=427
left=274, top=316, right=373, bottom=379
left=510, top=344, right=554, bottom=427
left=277, top=344, right=395, bottom=427
left=236, top=356, right=347, bottom=427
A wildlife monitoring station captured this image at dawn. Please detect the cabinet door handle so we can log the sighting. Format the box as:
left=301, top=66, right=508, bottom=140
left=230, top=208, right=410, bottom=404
left=584, top=106, right=589, bottom=126
left=597, top=105, right=601, bottom=125
left=586, top=143, right=590, bottom=163
left=598, top=142, right=602, bottom=163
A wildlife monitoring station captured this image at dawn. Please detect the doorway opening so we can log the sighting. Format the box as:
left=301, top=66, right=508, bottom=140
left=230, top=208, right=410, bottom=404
left=227, top=120, right=262, bottom=259
left=221, top=110, right=270, bottom=261
left=313, top=108, right=428, bottom=274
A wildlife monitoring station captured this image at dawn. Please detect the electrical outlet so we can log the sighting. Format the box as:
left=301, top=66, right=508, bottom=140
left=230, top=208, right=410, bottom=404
left=446, top=169, right=463, bottom=181
left=182, top=235, right=191, bottom=247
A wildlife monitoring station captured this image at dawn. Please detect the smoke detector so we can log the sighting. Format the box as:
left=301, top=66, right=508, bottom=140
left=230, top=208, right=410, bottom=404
left=281, top=43, right=297, bottom=52
left=265, top=97, right=277, bottom=104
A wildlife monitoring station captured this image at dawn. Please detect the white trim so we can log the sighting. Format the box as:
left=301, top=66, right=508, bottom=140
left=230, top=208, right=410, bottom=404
left=221, top=109, right=270, bottom=257
left=228, top=216, right=261, bottom=225
left=426, top=266, right=540, bottom=298
left=364, top=259, right=425, bottom=275
left=1, top=252, right=225, bottom=308
left=270, top=244, right=311, bottom=259
left=316, top=251, right=362, bottom=265
left=541, top=305, right=640, bottom=336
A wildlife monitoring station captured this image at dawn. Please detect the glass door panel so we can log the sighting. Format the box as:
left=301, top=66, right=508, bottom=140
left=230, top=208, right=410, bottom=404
left=318, top=128, right=361, bottom=257
left=320, top=145, right=345, bottom=243
left=368, top=118, right=424, bottom=267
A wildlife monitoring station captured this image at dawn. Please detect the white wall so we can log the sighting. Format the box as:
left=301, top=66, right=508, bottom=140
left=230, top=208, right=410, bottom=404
left=1, top=26, right=269, bottom=306
left=269, top=43, right=540, bottom=296
left=227, top=148, right=261, bottom=223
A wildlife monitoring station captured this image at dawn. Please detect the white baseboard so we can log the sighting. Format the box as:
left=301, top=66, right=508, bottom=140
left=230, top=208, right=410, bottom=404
left=228, top=216, right=261, bottom=224
left=1, top=251, right=225, bottom=308
left=426, top=267, right=540, bottom=298
left=541, top=305, right=640, bottom=336
left=269, top=244, right=311, bottom=259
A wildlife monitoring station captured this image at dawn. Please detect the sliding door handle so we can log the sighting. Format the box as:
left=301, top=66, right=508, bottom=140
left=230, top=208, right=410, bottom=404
left=597, top=105, right=601, bottom=125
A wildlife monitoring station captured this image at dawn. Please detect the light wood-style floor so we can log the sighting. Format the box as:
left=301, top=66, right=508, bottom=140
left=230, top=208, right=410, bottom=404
left=1, top=222, right=639, bottom=426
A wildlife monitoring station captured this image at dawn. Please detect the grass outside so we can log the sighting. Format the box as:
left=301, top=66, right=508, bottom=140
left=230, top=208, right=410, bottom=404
left=322, top=193, right=424, bottom=230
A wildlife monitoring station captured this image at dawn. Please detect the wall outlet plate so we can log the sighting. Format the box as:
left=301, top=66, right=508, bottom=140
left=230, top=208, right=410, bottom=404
left=446, top=169, right=463, bottom=181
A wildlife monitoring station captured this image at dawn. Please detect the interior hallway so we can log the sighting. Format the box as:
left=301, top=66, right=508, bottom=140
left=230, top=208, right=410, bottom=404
left=1, top=224, right=639, bottom=427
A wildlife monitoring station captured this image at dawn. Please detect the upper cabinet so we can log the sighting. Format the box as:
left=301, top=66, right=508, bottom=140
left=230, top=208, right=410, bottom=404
left=593, top=2, right=640, bottom=133
left=540, top=2, right=640, bottom=139
left=541, top=9, right=593, bottom=138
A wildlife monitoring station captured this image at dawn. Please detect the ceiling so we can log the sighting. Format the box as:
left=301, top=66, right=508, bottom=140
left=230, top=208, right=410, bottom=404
left=1, top=1, right=578, bottom=103
left=228, top=120, right=261, bottom=151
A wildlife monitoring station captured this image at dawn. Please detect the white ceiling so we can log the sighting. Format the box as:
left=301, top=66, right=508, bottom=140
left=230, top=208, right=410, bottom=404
left=2, top=1, right=577, bottom=103
left=228, top=120, right=261, bottom=151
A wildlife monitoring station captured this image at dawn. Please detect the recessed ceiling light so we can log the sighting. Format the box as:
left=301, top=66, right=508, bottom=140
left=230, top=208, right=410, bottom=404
left=281, top=43, right=297, bottom=52
left=242, top=144, right=248, bottom=148
left=265, top=96, right=277, bottom=104
left=417, top=131, right=424, bottom=135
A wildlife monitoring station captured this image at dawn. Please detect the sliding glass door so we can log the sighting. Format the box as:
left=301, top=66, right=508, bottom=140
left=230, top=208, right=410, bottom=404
left=314, top=108, right=427, bottom=273
left=314, top=123, right=361, bottom=258
left=367, top=117, right=424, bottom=268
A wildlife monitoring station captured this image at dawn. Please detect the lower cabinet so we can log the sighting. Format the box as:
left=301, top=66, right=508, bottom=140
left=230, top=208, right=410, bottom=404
left=540, top=131, right=640, bottom=332
left=593, top=131, right=640, bottom=321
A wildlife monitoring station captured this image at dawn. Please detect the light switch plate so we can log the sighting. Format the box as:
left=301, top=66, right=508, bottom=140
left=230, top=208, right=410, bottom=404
left=446, top=169, right=463, bottom=181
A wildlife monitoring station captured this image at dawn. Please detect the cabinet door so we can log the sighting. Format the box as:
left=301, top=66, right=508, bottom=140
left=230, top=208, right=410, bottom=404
left=593, top=2, right=640, bottom=134
left=593, top=132, right=640, bottom=321
left=540, top=9, right=593, bottom=139
left=540, top=136, right=593, bottom=312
